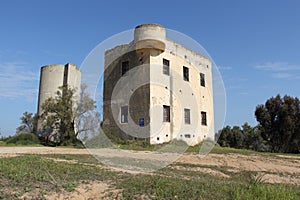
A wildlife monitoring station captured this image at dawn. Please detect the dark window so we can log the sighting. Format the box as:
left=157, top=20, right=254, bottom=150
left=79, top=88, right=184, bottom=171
left=121, top=61, right=129, bottom=76
left=163, top=105, right=170, bottom=122
left=184, top=108, right=190, bottom=124
left=121, top=106, right=128, bottom=123
left=201, top=111, right=207, bottom=126
left=184, top=134, right=191, bottom=138
left=183, top=66, right=189, bottom=81
left=163, top=58, right=170, bottom=75
left=200, top=73, right=205, bottom=87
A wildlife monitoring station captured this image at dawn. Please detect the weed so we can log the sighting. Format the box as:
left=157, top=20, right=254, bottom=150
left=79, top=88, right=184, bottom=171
left=0, top=151, right=299, bottom=199
left=62, top=182, right=78, bottom=192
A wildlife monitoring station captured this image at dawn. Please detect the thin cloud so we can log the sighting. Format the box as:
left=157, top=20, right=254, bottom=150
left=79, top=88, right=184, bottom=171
left=0, top=50, right=28, bottom=60
left=255, top=62, right=300, bottom=79
left=218, top=66, right=232, bottom=70
left=255, top=62, right=300, bottom=71
left=240, top=92, right=249, bottom=96
left=0, top=62, right=39, bottom=101
left=271, top=73, right=293, bottom=79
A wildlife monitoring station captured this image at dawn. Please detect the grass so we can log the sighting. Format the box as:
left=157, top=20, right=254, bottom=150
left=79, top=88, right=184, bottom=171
left=0, top=153, right=299, bottom=199
left=0, top=141, right=6, bottom=146
left=43, top=154, right=101, bottom=165
left=118, top=170, right=299, bottom=200
left=0, top=143, right=43, bottom=147
left=0, top=155, right=117, bottom=199
left=110, top=137, right=299, bottom=158
left=107, top=139, right=266, bottom=155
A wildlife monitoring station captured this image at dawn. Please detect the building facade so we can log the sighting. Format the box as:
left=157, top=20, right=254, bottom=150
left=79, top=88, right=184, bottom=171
left=103, top=24, right=214, bottom=146
left=37, top=63, right=81, bottom=131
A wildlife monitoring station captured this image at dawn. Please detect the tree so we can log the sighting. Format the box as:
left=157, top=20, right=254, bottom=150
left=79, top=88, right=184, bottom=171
left=217, top=126, right=232, bottom=147
left=16, top=112, right=38, bottom=134
left=217, top=125, right=243, bottom=149
left=74, top=84, right=100, bottom=140
left=255, top=94, right=300, bottom=153
left=40, top=84, right=97, bottom=145
left=231, top=126, right=244, bottom=148
left=242, top=123, right=267, bottom=152
left=217, top=123, right=268, bottom=151
left=41, top=85, right=76, bottom=144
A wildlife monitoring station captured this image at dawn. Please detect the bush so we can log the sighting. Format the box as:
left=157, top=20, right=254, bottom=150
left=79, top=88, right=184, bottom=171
left=0, top=141, right=6, bottom=146
left=6, top=133, right=40, bottom=145
left=60, top=138, right=84, bottom=148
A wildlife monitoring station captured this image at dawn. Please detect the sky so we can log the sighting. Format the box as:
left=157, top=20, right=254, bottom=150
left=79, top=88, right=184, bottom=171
left=0, top=0, right=300, bottom=136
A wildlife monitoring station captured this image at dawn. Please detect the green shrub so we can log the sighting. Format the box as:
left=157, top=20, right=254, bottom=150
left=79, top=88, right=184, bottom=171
left=0, top=141, right=6, bottom=146
left=6, top=133, right=40, bottom=145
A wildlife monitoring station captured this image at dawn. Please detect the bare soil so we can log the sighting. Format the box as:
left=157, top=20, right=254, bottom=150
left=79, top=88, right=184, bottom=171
left=1, top=146, right=299, bottom=199
left=177, top=153, right=300, bottom=185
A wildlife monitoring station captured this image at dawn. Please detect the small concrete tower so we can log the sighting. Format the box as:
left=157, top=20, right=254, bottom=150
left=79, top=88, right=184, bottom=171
left=134, top=23, right=166, bottom=51
left=37, top=63, right=81, bottom=131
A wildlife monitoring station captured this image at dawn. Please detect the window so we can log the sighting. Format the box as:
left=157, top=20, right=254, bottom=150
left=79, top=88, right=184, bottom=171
left=201, top=111, right=207, bottom=126
left=163, top=105, right=170, bottom=122
left=121, top=61, right=129, bottom=76
left=200, top=73, right=205, bottom=87
left=163, top=58, right=170, bottom=75
left=184, top=108, right=190, bottom=124
left=184, top=134, right=191, bottom=138
left=121, top=106, right=128, bottom=123
left=183, top=66, right=189, bottom=81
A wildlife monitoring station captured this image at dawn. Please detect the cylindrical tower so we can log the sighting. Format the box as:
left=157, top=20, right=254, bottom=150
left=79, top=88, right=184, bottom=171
left=134, top=23, right=166, bottom=51
left=37, top=63, right=81, bottom=131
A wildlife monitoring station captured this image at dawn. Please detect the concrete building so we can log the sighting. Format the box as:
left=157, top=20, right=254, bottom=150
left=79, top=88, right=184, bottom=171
left=37, top=63, right=81, bottom=131
left=103, top=23, right=214, bottom=146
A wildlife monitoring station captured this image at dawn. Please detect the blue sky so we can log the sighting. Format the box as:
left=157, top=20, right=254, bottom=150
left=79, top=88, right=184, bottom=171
left=0, top=0, right=300, bottom=136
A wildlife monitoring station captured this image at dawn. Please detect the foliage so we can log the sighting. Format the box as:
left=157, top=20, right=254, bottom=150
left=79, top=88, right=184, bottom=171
left=217, top=123, right=268, bottom=152
left=255, top=94, right=300, bottom=153
left=5, top=133, right=40, bottom=145
left=217, top=94, right=300, bottom=153
left=41, top=85, right=77, bottom=145
left=74, top=84, right=99, bottom=139
left=0, top=141, right=6, bottom=146
left=16, top=112, right=38, bottom=134
left=40, top=84, right=97, bottom=146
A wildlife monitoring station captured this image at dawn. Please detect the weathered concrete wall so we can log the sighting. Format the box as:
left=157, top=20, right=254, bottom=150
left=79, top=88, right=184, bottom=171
left=134, top=24, right=166, bottom=51
left=66, top=63, right=81, bottom=100
left=37, top=64, right=65, bottom=121
left=103, top=23, right=214, bottom=145
left=37, top=63, right=81, bottom=131
left=149, top=40, right=214, bottom=145
left=103, top=49, right=151, bottom=140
